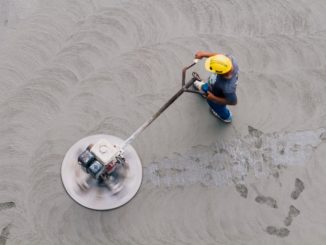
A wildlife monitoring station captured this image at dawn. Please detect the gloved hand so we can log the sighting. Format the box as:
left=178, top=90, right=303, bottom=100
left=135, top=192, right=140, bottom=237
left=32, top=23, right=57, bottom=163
left=194, top=81, right=209, bottom=92
left=193, top=81, right=203, bottom=91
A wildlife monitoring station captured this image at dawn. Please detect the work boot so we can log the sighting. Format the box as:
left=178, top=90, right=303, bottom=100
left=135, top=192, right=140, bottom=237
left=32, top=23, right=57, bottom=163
left=210, top=108, right=232, bottom=123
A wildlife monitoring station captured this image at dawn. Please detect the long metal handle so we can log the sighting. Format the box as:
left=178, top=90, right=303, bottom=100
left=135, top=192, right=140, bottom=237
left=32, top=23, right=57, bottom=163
left=182, top=59, right=198, bottom=86
left=121, top=60, right=198, bottom=150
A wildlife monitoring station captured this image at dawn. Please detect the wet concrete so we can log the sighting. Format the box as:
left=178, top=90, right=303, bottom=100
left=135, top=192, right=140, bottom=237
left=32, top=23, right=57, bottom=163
left=1, top=0, right=326, bottom=244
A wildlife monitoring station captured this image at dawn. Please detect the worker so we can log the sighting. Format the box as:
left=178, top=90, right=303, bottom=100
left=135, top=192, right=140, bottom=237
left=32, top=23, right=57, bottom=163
left=194, top=51, right=239, bottom=123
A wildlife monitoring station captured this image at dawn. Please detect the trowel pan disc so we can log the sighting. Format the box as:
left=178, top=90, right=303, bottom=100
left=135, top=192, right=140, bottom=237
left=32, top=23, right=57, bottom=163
left=61, top=134, right=142, bottom=210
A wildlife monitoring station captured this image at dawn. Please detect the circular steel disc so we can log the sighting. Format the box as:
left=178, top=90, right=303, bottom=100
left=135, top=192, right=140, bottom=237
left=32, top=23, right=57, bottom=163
left=61, top=134, right=142, bottom=210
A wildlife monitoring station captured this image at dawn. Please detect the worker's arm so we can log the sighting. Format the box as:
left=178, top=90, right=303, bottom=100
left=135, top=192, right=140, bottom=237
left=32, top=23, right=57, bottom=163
left=206, top=91, right=237, bottom=106
left=195, top=51, right=218, bottom=59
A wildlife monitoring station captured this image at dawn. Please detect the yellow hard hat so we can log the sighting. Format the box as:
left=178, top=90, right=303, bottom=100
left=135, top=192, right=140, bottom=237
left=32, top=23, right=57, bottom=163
left=205, top=54, right=233, bottom=74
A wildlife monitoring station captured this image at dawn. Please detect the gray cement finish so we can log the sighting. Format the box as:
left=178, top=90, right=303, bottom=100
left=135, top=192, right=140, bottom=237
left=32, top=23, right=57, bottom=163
left=0, top=0, right=326, bottom=244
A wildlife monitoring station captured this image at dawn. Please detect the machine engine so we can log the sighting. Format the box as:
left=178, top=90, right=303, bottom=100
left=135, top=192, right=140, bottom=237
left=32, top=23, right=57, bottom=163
left=77, top=139, right=127, bottom=192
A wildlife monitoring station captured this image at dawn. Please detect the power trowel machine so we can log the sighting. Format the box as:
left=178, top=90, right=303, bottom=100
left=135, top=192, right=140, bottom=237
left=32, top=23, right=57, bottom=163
left=61, top=59, right=204, bottom=210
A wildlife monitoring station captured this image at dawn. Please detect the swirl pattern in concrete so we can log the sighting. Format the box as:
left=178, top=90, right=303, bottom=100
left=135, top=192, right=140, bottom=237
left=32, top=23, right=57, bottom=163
left=0, top=0, right=326, bottom=244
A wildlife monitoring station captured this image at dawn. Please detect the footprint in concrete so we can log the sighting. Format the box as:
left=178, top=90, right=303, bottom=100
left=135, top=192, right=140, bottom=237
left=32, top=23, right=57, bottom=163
left=248, top=126, right=263, bottom=138
left=0, top=224, right=11, bottom=245
left=284, top=205, right=300, bottom=226
left=235, top=184, right=248, bottom=198
left=319, top=132, right=326, bottom=141
left=0, top=202, right=15, bottom=211
left=248, top=126, right=264, bottom=148
left=291, top=178, right=304, bottom=200
left=266, top=226, right=290, bottom=237
left=255, top=195, right=278, bottom=208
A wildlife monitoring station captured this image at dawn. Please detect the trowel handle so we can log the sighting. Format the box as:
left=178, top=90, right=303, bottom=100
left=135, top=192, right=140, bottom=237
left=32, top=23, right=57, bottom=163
left=182, top=59, right=199, bottom=86
left=121, top=60, right=200, bottom=150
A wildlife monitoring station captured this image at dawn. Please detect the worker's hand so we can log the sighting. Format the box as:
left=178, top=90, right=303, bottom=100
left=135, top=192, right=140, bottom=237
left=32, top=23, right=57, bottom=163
left=202, top=92, right=208, bottom=99
left=195, top=51, right=206, bottom=59
left=206, top=92, right=228, bottom=105
left=206, top=91, right=215, bottom=101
